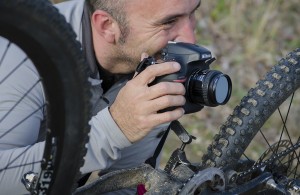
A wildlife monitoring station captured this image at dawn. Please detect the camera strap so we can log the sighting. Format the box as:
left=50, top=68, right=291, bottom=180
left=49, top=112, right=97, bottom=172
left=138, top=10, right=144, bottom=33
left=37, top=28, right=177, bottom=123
left=135, top=57, right=156, bottom=75
left=145, top=124, right=171, bottom=168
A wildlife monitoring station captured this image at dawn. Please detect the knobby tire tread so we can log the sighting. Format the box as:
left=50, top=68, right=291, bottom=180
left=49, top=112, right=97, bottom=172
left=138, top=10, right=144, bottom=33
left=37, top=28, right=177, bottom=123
left=203, top=48, right=300, bottom=169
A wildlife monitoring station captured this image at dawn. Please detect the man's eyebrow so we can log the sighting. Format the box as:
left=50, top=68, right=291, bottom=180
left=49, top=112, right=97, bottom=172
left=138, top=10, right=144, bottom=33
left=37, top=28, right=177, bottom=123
left=155, top=1, right=201, bottom=25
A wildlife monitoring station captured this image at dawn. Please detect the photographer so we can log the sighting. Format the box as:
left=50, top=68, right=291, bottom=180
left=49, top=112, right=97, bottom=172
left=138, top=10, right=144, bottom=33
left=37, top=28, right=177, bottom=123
left=0, top=0, right=201, bottom=194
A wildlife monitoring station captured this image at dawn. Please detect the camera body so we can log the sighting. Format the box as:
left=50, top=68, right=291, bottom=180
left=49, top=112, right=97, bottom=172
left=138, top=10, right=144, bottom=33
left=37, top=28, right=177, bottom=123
left=136, top=42, right=232, bottom=114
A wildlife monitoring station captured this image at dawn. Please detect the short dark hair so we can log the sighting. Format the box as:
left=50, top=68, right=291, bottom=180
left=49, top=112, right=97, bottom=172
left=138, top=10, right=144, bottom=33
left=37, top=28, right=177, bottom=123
left=87, top=0, right=129, bottom=44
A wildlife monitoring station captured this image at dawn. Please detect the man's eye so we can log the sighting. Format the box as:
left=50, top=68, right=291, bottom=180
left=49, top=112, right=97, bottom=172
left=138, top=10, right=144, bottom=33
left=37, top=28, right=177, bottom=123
left=163, top=19, right=177, bottom=26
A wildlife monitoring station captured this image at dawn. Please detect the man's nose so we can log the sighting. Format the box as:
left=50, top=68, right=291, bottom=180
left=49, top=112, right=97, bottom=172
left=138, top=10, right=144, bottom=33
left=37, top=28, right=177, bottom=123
left=174, top=19, right=197, bottom=44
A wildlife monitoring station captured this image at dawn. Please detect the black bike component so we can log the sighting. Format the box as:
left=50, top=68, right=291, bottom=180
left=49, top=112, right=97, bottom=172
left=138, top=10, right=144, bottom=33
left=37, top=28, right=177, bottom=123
left=22, top=172, right=38, bottom=192
left=287, top=179, right=300, bottom=193
left=178, top=167, right=226, bottom=194
left=170, top=120, right=196, bottom=145
left=0, top=0, right=91, bottom=194
left=164, top=120, right=196, bottom=173
left=202, top=172, right=287, bottom=195
left=203, top=48, right=300, bottom=191
left=238, top=140, right=300, bottom=183
left=164, top=149, right=191, bottom=174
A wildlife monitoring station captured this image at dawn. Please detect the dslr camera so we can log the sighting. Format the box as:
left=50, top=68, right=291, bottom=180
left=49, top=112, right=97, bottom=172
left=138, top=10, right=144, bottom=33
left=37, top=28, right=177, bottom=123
left=136, top=42, right=232, bottom=114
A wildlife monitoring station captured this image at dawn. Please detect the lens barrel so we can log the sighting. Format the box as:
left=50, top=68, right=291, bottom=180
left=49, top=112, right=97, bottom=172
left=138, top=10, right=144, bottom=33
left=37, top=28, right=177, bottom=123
left=187, top=69, right=232, bottom=107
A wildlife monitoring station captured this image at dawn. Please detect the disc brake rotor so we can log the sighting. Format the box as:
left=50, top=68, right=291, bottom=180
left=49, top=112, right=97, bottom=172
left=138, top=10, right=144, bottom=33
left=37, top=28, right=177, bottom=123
left=256, top=140, right=295, bottom=174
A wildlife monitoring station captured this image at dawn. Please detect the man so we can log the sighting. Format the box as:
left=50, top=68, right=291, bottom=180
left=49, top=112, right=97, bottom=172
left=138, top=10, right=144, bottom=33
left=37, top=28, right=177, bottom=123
left=0, top=0, right=200, bottom=194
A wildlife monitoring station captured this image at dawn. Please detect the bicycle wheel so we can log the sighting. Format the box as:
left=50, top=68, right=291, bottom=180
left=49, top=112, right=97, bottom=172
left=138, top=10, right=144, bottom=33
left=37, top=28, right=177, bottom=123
left=0, top=0, right=91, bottom=194
left=203, top=48, right=300, bottom=189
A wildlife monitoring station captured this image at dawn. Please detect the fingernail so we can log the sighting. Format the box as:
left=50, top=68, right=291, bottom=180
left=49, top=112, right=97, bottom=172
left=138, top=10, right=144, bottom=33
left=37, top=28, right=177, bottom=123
left=181, top=108, right=185, bottom=115
left=173, top=62, right=181, bottom=70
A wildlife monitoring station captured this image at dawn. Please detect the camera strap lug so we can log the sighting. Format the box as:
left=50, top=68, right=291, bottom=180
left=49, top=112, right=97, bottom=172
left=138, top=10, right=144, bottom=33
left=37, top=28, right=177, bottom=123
left=135, top=56, right=156, bottom=74
left=169, top=120, right=196, bottom=145
left=205, top=57, right=216, bottom=66
left=164, top=120, right=196, bottom=173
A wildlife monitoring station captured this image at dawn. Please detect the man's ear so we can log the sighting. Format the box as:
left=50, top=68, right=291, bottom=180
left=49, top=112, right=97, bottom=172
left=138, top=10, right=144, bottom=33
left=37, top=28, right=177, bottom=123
left=91, top=10, right=119, bottom=43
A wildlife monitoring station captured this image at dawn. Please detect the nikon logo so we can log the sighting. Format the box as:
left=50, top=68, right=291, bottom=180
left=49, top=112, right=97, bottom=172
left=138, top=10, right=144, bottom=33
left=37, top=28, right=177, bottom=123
left=202, top=54, right=212, bottom=58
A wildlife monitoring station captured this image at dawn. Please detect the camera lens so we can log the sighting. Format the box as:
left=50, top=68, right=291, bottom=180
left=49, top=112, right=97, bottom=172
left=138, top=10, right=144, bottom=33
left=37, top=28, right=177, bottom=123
left=187, top=69, right=232, bottom=107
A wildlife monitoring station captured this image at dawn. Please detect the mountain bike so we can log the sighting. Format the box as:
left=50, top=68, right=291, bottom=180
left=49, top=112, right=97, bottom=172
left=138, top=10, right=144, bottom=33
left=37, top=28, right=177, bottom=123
left=73, top=48, right=300, bottom=194
left=1, top=0, right=300, bottom=195
left=0, top=0, right=91, bottom=194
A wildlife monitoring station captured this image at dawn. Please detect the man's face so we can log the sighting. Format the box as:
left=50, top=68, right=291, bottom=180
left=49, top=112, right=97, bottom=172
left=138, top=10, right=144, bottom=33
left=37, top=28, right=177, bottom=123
left=112, top=0, right=200, bottom=73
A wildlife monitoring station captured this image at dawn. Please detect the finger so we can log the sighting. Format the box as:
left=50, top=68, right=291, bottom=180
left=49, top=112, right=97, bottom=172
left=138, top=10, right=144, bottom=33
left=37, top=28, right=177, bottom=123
left=144, top=95, right=186, bottom=113
left=133, top=62, right=181, bottom=86
left=147, top=82, right=185, bottom=100
left=147, top=107, right=185, bottom=125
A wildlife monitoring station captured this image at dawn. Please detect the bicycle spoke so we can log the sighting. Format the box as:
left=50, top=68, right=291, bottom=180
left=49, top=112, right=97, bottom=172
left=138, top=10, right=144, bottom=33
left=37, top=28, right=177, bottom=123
left=0, top=79, right=42, bottom=124
left=276, top=152, right=300, bottom=178
left=259, top=129, right=272, bottom=150
left=276, top=94, right=300, bottom=174
left=242, top=153, right=252, bottom=162
left=0, top=42, right=11, bottom=68
left=0, top=103, right=46, bottom=139
left=2, top=161, right=42, bottom=171
left=291, top=137, right=300, bottom=178
left=0, top=57, right=28, bottom=84
left=277, top=93, right=294, bottom=145
left=0, top=144, right=41, bottom=172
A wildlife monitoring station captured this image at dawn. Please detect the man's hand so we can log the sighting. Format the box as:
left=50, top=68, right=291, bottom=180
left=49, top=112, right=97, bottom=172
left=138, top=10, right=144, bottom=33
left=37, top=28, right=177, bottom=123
left=109, top=61, right=186, bottom=143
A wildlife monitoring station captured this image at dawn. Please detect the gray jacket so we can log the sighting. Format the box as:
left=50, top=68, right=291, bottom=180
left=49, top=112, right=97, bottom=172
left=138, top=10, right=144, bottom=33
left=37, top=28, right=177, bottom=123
left=0, top=0, right=166, bottom=194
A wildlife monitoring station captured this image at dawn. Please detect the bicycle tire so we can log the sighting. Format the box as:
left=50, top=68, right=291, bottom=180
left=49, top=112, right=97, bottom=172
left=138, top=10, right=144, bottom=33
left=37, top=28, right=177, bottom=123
left=0, top=0, right=91, bottom=194
left=203, top=48, right=300, bottom=171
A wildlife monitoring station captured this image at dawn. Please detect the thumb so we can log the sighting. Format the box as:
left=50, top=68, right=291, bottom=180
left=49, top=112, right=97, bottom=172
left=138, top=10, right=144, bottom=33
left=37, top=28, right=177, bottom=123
left=140, top=52, right=149, bottom=61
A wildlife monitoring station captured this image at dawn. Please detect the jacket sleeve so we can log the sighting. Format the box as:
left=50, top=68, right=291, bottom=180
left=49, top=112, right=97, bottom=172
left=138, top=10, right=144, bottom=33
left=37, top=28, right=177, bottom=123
left=81, top=107, right=132, bottom=173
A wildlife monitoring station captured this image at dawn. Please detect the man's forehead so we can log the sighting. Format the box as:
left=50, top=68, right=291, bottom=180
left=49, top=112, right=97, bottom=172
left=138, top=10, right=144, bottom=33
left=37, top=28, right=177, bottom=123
left=126, top=0, right=200, bottom=8
left=125, top=0, right=201, bottom=16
